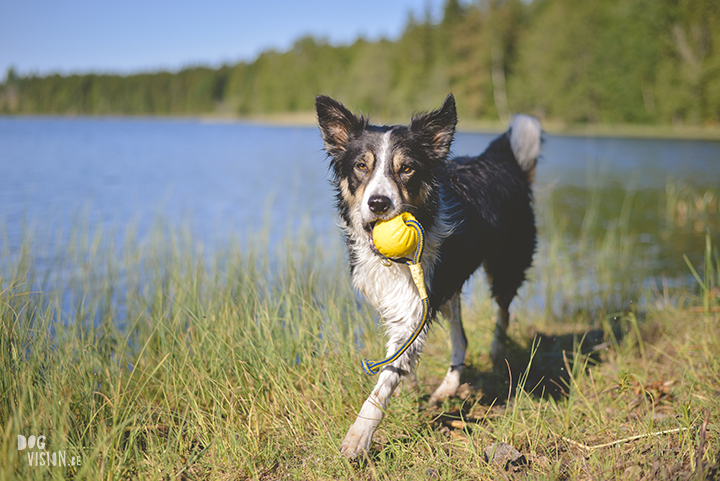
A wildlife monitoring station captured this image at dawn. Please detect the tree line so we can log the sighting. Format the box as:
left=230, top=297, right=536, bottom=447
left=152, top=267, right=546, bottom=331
left=1, top=0, right=719, bottom=125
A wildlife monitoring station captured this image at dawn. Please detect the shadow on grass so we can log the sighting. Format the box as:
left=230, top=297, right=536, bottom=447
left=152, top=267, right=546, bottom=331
left=488, top=325, right=611, bottom=400
left=423, top=318, right=626, bottom=433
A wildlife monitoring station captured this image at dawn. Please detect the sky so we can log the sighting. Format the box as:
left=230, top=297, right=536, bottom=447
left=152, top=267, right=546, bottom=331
left=1, top=0, right=446, bottom=80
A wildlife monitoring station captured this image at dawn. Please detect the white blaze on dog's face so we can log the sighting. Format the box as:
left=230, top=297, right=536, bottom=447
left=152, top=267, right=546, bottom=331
left=316, top=95, right=457, bottom=234
left=359, top=131, right=398, bottom=224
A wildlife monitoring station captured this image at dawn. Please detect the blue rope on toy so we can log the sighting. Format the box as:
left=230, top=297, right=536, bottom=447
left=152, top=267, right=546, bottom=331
left=362, top=217, right=430, bottom=375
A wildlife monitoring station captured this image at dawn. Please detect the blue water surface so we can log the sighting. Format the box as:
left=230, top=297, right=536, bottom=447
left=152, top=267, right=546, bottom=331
left=1, top=116, right=719, bottom=260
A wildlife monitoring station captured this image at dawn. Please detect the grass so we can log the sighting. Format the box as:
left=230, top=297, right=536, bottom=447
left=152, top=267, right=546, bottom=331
left=1, top=186, right=719, bottom=480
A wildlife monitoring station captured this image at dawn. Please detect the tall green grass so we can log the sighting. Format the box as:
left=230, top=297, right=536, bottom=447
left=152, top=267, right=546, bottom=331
left=1, top=222, right=376, bottom=478
left=1, top=182, right=718, bottom=479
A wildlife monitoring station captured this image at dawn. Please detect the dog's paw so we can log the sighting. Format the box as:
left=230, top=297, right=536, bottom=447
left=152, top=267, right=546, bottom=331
left=427, top=369, right=461, bottom=405
left=428, top=383, right=457, bottom=405
left=340, top=421, right=375, bottom=459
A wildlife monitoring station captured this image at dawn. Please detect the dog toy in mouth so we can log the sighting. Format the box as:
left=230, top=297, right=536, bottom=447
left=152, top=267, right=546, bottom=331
left=363, top=212, right=429, bottom=375
left=372, top=212, right=419, bottom=260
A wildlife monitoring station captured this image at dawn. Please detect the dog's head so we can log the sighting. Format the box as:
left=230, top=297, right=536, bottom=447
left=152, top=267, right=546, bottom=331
left=316, top=94, right=457, bottom=236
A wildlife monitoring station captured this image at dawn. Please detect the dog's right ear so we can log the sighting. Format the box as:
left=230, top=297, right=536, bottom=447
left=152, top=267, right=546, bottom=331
left=316, top=96, right=366, bottom=156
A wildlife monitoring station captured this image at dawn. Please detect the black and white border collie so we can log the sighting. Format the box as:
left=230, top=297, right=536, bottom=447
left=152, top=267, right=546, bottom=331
left=316, top=94, right=541, bottom=458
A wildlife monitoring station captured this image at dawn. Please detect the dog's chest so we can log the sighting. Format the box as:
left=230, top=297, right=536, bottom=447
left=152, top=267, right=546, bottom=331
left=349, top=243, right=428, bottom=324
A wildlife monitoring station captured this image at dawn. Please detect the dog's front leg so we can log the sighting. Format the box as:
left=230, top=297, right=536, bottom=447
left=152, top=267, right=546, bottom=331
left=341, top=262, right=427, bottom=458
left=428, top=293, right=466, bottom=404
left=340, top=366, right=402, bottom=458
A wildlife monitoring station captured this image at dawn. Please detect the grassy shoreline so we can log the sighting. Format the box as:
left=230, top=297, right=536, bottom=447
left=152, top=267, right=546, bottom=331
left=3, top=111, right=720, bottom=141
left=1, top=182, right=719, bottom=479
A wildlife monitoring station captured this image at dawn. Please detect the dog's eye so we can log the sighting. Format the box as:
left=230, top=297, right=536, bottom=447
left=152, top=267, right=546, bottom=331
left=400, top=165, right=413, bottom=174
left=356, top=162, right=367, bottom=171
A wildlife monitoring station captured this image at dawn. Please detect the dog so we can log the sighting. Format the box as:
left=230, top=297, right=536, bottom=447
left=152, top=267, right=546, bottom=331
left=315, top=94, right=540, bottom=458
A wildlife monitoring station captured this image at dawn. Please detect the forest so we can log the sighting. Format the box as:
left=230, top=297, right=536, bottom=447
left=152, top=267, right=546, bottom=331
left=1, top=0, right=719, bottom=125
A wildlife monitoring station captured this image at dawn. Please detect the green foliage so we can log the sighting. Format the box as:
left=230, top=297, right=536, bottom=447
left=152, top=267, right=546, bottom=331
left=2, top=0, right=720, bottom=124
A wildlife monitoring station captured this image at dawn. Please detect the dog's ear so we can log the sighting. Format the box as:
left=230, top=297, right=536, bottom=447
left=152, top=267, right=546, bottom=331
left=410, top=94, right=457, bottom=161
left=316, top=96, right=366, bottom=155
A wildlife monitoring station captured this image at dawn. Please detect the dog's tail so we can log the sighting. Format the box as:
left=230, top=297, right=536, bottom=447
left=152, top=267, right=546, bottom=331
left=508, top=114, right=542, bottom=182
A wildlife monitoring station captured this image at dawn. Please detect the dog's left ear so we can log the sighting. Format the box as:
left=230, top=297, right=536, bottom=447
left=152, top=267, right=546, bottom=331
left=411, top=94, right=457, bottom=161
left=316, top=96, right=366, bottom=156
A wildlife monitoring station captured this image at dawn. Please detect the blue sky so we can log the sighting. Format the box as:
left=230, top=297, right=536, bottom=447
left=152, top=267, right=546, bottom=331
left=1, top=0, right=446, bottom=80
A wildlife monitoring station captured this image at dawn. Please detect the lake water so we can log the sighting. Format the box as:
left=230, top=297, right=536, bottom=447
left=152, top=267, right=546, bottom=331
left=1, top=117, right=719, bottom=298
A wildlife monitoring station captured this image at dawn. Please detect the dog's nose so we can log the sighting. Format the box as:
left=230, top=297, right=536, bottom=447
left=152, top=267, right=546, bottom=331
left=368, top=195, right=391, bottom=214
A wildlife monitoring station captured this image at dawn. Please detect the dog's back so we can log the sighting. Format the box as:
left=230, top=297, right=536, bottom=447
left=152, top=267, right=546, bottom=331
left=430, top=115, right=541, bottom=311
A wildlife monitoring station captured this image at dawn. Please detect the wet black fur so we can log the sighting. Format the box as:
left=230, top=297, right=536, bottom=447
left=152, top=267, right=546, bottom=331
left=433, top=134, right=536, bottom=311
left=316, top=94, right=536, bottom=316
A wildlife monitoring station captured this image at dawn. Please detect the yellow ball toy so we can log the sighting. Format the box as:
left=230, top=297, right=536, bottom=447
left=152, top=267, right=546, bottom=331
left=372, top=212, right=419, bottom=259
